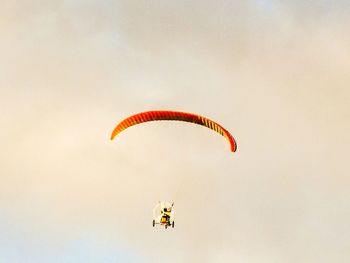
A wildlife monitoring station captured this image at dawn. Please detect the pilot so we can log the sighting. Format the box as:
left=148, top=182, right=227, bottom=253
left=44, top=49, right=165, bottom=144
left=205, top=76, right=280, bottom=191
left=162, top=207, right=171, bottom=223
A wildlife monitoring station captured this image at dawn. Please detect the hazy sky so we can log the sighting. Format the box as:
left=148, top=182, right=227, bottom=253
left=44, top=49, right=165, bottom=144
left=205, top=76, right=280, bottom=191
left=1, top=0, right=350, bottom=262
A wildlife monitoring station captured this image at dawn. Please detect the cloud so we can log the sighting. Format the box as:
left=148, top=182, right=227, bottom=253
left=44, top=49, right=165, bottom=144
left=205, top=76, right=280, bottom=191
left=0, top=0, right=349, bottom=262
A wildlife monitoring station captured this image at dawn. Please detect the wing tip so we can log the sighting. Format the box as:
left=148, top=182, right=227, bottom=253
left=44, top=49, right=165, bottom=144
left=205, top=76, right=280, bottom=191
left=110, top=131, right=117, bottom=140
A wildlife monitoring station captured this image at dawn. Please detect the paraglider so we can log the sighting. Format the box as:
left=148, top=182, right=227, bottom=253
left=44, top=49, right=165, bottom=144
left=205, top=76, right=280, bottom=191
left=110, top=110, right=237, bottom=152
left=110, top=110, right=237, bottom=229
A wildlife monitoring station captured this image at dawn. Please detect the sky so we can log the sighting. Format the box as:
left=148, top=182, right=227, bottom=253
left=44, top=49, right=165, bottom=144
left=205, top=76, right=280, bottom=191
left=1, top=0, right=350, bottom=262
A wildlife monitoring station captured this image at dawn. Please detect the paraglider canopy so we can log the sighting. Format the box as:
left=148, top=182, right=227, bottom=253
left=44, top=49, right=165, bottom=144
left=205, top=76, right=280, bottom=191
left=111, top=110, right=237, bottom=153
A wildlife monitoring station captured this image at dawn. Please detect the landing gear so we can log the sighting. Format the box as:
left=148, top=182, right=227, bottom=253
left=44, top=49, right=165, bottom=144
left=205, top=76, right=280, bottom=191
left=172, top=221, right=175, bottom=228
left=152, top=220, right=155, bottom=227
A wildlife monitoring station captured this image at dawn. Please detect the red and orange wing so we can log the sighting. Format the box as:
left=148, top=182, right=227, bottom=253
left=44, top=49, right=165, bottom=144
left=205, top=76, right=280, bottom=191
left=111, top=110, right=237, bottom=152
